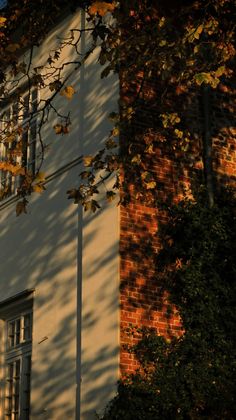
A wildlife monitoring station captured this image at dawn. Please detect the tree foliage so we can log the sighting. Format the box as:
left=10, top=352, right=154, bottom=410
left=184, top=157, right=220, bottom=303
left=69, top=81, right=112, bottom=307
left=0, top=0, right=235, bottom=212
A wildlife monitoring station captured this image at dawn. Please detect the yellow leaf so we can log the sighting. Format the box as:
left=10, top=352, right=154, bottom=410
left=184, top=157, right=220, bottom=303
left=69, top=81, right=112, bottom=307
left=145, top=144, right=154, bottom=154
left=141, top=171, right=149, bottom=181
left=0, top=17, right=7, bottom=27
left=33, top=183, right=45, bottom=193
left=146, top=181, right=156, bottom=190
left=194, top=72, right=212, bottom=86
left=35, top=172, right=46, bottom=182
left=0, top=161, right=24, bottom=175
left=194, top=72, right=220, bottom=88
left=111, top=127, right=119, bottom=137
left=60, top=86, right=75, bottom=100
left=174, top=129, right=183, bottom=139
left=146, top=181, right=157, bottom=190
left=83, top=156, right=93, bottom=167
left=159, top=17, right=165, bottom=28
left=214, top=66, right=226, bottom=77
left=131, top=154, right=141, bottom=164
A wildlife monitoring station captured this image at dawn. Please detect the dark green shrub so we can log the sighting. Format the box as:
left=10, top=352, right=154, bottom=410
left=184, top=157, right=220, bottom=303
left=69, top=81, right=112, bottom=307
left=102, top=191, right=236, bottom=419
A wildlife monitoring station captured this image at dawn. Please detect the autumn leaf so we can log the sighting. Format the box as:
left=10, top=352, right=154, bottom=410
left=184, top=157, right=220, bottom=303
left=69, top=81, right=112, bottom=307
left=141, top=171, right=149, bottom=181
left=131, top=154, right=141, bottom=164
left=32, top=183, right=45, bottom=193
left=12, top=165, right=25, bottom=176
left=60, top=86, right=75, bottom=100
left=161, top=113, right=181, bottom=128
left=35, top=172, right=46, bottom=182
left=158, top=17, right=165, bottom=28
left=145, top=144, right=155, bottom=154
left=194, top=72, right=220, bottom=88
left=214, top=66, right=226, bottom=77
left=146, top=181, right=156, bottom=190
left=89, top=2, right=116, bottom=17
left=53, top=124, right=62, bottom=134
left=174, top=129, right=183, bottom=139
left=83, top=156, right=94, bottom=167
left=194, top=24, right=203, bottom=40
left=186, top=24, right=203, bottom=42
left=111, top=127, right=119, bottom=137
left=0, top=16, right=7, bottom=27
left=53, top=124, right=69, bottom=135
left=0, top=161, right=25, bottom=176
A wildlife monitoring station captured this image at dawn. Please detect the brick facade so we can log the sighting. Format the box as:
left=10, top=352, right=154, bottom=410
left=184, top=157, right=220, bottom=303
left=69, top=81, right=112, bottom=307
left=119, top=80, right=236, bottom=375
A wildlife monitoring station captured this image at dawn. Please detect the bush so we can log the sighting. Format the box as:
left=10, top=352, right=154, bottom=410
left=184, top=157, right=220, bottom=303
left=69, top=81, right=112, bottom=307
left=102, top=191, right=236, bottom=419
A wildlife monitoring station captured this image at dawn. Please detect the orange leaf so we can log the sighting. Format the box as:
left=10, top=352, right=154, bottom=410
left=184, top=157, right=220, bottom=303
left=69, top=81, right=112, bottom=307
left=89, top=2, right=116, bottom=17
left=33, top=183, right=45, bottom=193
left=54, top=124, right=63, bottom=134
left=60, top=86, right=75, bottom=100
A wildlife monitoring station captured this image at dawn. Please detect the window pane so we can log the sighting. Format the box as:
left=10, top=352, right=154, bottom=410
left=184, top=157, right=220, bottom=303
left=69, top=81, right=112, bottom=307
left=23, top=314, right=32, bottom=341
left=8, top=321, right=15, bottom=348
left=22, top=355, right=31, bottom=419
left=5, top=360, right=21, bottom=419
left=15, top=319, right=21, bottom=345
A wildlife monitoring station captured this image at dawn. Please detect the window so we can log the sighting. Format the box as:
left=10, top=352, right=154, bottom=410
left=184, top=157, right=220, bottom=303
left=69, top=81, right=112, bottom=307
left=0, top=290, right=34, bottom=420
left=0, top=88, right=38, bottom=201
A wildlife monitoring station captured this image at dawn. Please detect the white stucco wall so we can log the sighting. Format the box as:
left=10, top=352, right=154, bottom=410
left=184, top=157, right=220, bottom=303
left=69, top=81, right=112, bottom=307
left=0, top=8, right=119, bottom=419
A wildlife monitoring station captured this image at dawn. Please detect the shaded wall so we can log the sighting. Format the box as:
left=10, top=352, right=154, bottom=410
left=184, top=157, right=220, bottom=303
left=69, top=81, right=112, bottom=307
left=0, top=8, right=119, bottom=419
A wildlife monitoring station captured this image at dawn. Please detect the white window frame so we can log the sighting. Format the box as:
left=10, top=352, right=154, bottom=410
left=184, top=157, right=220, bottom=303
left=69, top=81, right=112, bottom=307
left=0, top=88, right=38, bottom=201
left=0, top=290, right=34, bottom=420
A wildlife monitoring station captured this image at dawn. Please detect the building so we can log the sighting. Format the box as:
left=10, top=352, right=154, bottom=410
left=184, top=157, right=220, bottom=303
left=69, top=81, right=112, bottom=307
left=0, top=1, right=235, bottom=419
left=0, top=5, right=119, bottom=419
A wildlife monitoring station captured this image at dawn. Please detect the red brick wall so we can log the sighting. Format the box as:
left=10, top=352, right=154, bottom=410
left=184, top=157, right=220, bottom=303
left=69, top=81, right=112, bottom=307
left=119, top=83, right=236, bottom=376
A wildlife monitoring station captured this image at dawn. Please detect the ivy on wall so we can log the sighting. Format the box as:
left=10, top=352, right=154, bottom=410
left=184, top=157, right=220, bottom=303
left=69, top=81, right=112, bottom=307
left=102, top=189, right=236, bottom=419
